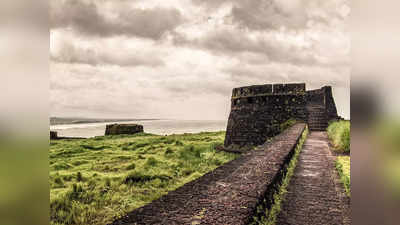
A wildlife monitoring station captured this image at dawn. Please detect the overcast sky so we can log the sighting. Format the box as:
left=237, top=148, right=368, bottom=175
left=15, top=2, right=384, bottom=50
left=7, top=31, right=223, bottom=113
left=50, top=0, right=350, bottom=120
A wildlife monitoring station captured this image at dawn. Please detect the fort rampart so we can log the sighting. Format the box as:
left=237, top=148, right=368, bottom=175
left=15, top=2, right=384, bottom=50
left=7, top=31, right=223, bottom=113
left=224, top=83, right=339, bottom=147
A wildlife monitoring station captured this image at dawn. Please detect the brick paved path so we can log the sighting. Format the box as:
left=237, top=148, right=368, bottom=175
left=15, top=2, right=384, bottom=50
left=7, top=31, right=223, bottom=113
left=277, top=131, right=350, bottom=225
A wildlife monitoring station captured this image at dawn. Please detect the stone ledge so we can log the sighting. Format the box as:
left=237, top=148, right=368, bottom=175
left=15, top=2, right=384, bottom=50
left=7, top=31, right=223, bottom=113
left=110, top=123, right=306, bottom=225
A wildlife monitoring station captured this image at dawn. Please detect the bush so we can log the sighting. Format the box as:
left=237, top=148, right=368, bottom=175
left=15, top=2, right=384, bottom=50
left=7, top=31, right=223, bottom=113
left=77, top=172, right=83, bottom=182
left=124, top=171, right=170, bottom=184
left=54, top=177, right=64, bottom=187
left=145, top=157, right=158, bottom=167
left=126, top=163, right=136, bottom=170
left=53, top=162, right=72, bottom=171
left=105, top=178, right=112, bottom=187
left=179, top=145, right=202, bottom=160
left=327, top=120, right=350, bottom=153
left=175, top=140, right=184, bottom=146
left=165, top=147, right=174, bottom=155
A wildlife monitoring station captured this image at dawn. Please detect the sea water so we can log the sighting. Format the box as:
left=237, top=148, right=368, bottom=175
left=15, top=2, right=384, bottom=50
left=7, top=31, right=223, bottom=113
left=50, top=120, right=227, bottom=138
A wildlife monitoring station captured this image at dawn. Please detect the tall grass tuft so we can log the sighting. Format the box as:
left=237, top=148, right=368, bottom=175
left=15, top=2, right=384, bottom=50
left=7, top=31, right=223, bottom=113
left=336, top=156, right=350, bottom=196
left=327, top=120, right=350, bottom=153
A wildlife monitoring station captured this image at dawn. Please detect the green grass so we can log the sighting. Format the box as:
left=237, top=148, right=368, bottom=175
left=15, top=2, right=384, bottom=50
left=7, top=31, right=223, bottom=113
left=251, top=127, right=308, bottom=225
left=50, top=131, right=237, bottom=225
left=336, top=156, right=350, bottom=196
left=327, top=120, right=350, bottom=153
left=280, top=118, right=297, bottom=133
left=377, top=120, right=400, bottom=199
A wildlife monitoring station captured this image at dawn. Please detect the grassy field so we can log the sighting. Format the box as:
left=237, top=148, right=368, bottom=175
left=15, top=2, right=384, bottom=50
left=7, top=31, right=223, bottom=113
left=50, top=131, right=237, bottom=225
left=336, top=156, right=350, bottom=196
left=327, top=120, right=350, bottom=153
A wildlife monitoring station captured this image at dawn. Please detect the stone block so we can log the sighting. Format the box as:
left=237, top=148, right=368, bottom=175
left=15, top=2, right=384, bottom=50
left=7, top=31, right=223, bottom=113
left=105, top=124, right=144, bottom=136
left=50, top=131, right=58, bottom=140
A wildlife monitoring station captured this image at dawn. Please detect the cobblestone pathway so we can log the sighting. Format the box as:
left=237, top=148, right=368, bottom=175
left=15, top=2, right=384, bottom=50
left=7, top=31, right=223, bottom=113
left=277, top=131, right=350, bottom=225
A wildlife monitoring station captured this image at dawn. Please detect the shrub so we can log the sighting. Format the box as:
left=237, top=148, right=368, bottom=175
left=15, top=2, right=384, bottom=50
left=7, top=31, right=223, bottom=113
left=145, top=157, right=158, bottom=167
left=63, top=174, right=74, bottom=181
left=103, top=165, right=111, bottom=171
left=126, top=163, right=136, bottom=170
left=214, top=159, right=223, bottom=166
left=163, top=138, right=175, bottom=144
left=165, top=147, right=174, bottom=155
left=77, top=172, right=83, bottom=182
left=53, top=162, right=72, bottom=171
left=181, top=168, right=193, bottom=176
left=105, top=178, right=112, bottom=187
left=185, top=145, right=195, bottom=152
left=54, top=177, right=64, bottom=187
left=80, top=144, right=107, bottom=150
left=124, top=171, right=170, bottom=184
left=72, top=160, right=89, bottom=166
left=175, top=140, right=184, bottom=146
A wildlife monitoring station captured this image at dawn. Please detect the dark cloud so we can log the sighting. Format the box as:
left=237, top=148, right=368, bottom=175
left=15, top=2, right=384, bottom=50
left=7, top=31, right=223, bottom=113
left=51, top=41, right=164, bottom=67
left=51, top=0, right=184, bottom=39
left=192, top=0, right=307, bottom=30
left=230, top=0, right=308, bottom=30
left=174, top=28, right=321, bottom=66
left=223, top=65, right=287, bottom=84
left=161, top=78, right=233, bottom=98
left=223, top=63, right=349, bottom=90
left=193, top=0, right=348, bottom=30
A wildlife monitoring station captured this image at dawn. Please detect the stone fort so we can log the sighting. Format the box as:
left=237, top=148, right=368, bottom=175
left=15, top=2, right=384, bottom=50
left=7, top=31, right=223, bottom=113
left=224, top=83, right=340, bottom=147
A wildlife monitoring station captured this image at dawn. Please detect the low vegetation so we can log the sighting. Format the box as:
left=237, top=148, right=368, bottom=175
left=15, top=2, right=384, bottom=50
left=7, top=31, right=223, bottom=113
left=50, top=131, right=237, bottom=225
left=336, top=156, right=350, bottom=196
left=279, top=118, right=298, bottom=133
left=251, top=127, right=308, bottom=225
left=327, top=120, right=350, bottom=153
left=377, top=121, right=400, bottom=199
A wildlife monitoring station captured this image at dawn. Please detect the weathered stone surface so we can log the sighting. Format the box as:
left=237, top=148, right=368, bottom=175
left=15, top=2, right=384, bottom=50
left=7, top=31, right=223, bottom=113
left=277, top=132, right=350, bottom=225
left=50, top=131, right=58, bottom=140
left=225, top=83, right=339, bottom=147
left=105, top=124, right=144, bottom=136
left=110, top=124, right=306, bottom=225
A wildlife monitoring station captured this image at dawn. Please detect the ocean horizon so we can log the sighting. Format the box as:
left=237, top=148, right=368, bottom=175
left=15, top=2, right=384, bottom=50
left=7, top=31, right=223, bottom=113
left=50, top=119, right=227, bottom=138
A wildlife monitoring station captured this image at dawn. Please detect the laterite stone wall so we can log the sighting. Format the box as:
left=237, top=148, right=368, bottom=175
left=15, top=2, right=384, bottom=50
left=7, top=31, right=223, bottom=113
left=224, top=83, right=338, bottom=147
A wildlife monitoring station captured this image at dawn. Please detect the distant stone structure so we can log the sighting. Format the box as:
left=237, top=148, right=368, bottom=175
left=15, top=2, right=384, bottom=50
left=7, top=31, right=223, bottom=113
left=105, top=124, right=144, bottom=136
left=224, top=83, right=339, bottom=147
left=50, top=131, right=58, bottom=140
